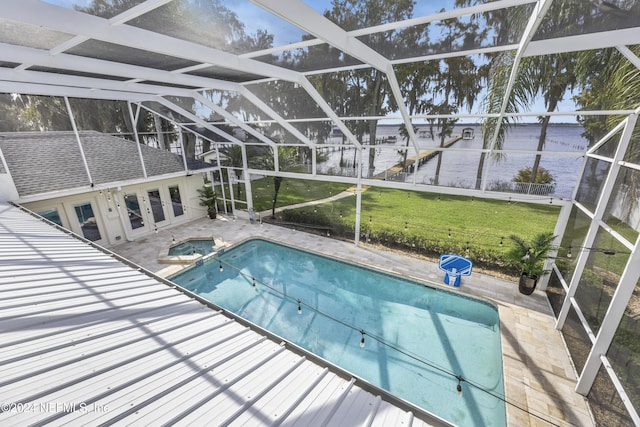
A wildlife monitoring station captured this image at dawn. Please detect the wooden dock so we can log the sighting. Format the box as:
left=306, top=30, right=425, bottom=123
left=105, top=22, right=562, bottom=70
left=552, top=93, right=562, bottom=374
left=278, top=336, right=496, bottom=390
left=374, top=135, right=463, bottom=180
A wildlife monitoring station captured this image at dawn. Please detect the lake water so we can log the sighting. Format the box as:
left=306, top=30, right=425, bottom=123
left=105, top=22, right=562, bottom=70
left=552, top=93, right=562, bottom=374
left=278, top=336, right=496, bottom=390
left=319, top=124, right=588, bottom=198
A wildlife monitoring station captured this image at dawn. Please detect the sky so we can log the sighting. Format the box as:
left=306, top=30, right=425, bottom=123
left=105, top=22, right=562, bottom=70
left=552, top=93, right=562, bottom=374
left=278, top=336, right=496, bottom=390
left=40, top=0, right=581, bottom=124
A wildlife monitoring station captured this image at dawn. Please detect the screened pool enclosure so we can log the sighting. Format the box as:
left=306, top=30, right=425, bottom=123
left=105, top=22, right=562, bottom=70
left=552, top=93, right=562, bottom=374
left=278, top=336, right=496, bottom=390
left=1, top=0, right=640, bottom=425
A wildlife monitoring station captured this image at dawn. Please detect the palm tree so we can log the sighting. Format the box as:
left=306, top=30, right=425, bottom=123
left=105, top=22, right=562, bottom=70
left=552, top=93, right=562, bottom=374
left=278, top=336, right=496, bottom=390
left=472, top=0, right=607, bottom=190
left=474, top=51, right=537, bottom=189
left=575, top=45, right=640, bottom=224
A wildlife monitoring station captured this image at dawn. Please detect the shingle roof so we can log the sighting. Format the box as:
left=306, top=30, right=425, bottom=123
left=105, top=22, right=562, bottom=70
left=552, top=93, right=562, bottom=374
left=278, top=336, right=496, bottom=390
left=0, top=203, right=447, bottom=426
left=0, top=131, right=214, bottom=197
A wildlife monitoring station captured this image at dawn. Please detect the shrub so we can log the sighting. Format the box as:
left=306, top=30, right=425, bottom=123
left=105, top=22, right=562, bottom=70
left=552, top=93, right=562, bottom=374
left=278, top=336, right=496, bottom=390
left=513, top=166, right=555, bottom=185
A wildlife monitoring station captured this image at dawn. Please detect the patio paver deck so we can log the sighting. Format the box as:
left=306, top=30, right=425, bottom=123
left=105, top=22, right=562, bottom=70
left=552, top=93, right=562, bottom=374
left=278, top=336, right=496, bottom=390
left=112, top=213, right=594, bottom=427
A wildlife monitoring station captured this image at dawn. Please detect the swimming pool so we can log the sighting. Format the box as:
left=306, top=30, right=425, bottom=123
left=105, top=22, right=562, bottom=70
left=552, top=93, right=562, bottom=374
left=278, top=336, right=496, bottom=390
left=171, top=238, right=506, bottom=427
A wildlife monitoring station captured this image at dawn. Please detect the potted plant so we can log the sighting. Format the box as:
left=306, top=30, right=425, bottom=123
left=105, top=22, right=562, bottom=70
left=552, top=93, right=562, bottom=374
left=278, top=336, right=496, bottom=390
left=507, top=231, right=556, bottom=295
left=197, top=185, right=217, bottom=219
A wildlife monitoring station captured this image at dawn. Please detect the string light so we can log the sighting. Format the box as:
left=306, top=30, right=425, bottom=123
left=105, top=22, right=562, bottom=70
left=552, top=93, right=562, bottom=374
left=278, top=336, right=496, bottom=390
left=252, top=277, right=256, bottom=287
left=565, top=246, right=626, bottom=256
left=456, top=375, right=464, bottom=396
left=297, top=299, right=302, bottom=314
left=207, top=257, right=564, bottom=427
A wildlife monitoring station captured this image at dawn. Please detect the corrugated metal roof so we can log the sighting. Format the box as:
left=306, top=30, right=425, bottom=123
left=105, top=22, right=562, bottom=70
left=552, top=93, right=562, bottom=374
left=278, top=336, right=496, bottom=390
left=0, top=203, right=448, bottom=426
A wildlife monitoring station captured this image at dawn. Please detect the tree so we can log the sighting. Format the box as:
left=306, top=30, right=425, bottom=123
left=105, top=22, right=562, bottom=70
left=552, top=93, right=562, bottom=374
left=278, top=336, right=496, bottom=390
left=430, top=16, right=487, bottom=185
left=252, top=147, right=299, bottom=218
left=0, top=94, right=28, bottom=131
left=575, top=44, right=640, bottom=226
left=219, top=144, right=245, bottom=198
left=311, top=0, right=421, bottom=174
left=394, top=60, right=437, bottom=168
left=465, top=0, right=607, bottom=189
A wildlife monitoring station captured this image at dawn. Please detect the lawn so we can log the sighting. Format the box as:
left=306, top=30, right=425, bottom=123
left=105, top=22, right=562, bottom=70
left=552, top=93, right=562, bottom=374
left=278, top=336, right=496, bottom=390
left=250, top=179, right=562, bottom=273
left=243, top=177, right=352, bottom=212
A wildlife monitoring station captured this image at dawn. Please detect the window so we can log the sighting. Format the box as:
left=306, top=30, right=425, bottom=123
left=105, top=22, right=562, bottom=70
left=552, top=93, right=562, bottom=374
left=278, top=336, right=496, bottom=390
left=73, top=202, right=101, bottom=241
left=37, top=208, right=62, bottom=226
left=147, top=189, right=165, bottom=223
left=168, top=185, right=184, bottom=217
left=124, top=193, right=144, bottom=229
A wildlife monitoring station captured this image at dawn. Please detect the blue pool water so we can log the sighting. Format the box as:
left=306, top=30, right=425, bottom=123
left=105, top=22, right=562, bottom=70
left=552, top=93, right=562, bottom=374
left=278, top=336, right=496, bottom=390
left=171, top=238, right=505, bottom=427
left=168, top=239, right=215, bottom=256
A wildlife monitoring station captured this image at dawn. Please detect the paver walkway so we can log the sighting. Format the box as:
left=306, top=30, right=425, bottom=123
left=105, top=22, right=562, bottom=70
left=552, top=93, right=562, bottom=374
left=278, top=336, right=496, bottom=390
left=112, top=214, right=594, bottom=427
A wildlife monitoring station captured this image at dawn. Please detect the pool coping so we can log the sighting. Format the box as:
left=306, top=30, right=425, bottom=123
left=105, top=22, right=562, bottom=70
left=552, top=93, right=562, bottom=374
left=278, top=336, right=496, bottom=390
left=113, top=216, right=594, bottom=427
left=168, top=235, right=505, bottom=427
left=164, top=238, right=455, bottom=427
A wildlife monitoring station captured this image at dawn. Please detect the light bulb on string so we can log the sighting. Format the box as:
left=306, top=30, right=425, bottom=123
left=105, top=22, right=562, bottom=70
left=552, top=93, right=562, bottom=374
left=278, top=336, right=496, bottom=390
left=359, top=330, right=365, bottom=348
left=252, top=277, right=256, bottom=288
left=297, top=299, right=302, bottom=314
left=456, top=375, right=463, bottom=396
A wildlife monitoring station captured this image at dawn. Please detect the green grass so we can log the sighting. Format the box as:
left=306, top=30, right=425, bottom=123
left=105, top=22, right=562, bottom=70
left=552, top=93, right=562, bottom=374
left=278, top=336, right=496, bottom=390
left=291, top=187, right=560, bottom=258
left=235, top=178, right=567, bottom=274
left=250, top=177, right=351, bottom=212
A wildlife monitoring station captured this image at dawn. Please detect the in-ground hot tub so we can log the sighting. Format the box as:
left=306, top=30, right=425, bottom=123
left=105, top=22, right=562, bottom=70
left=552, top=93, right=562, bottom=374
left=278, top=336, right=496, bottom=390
left=158, top=238, right=216, bottom=264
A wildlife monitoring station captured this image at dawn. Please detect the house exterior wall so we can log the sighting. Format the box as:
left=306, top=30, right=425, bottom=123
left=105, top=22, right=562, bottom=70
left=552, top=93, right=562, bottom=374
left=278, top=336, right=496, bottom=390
left=0, top=150, right=19, bottom=202
left=22, top=175, right=208, bottom=248
left=0, top=173, right=19, bottom=202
